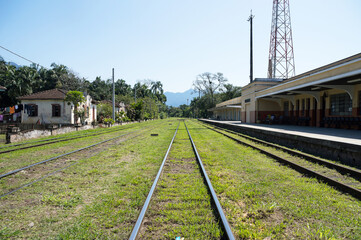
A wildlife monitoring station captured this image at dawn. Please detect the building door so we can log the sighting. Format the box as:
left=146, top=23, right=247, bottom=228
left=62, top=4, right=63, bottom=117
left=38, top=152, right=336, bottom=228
left=245, top=104, right=251, bottom=123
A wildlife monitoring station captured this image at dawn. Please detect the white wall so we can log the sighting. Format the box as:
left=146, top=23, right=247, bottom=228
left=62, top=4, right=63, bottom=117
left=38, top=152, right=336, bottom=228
left=21, top=95, right=97, bottom=125
left=21, top=100, right=72, bottom=124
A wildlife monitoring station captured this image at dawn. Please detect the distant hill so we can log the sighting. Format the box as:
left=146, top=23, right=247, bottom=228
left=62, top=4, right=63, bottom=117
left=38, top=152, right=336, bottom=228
left=165, top=89, right=197, bottom=107
left=9, top=62, right=21, bottom=69
left=0, top=56, right=21, bottom=69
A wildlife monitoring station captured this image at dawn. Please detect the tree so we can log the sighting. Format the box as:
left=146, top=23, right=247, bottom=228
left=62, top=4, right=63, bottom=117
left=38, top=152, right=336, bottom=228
left=88, top=76, right=111, bottom=100
left=64, top=91, right=85, bottom=124
left=150, top=81, right=167, bottom=103
left=97, top=103, right=113, bottom=122
left=133, top=82, right=151, bottom=99
left=193, top=72, right=227, bottom=106
left=220, top=83, right=242, bottom=101
left=127, top=100, right=144, bottom=121
left=115, top=79, right=132, bottom=96
left=143, top=96, right=159, bottom=120
left=116, top=94, right=133, bottom=105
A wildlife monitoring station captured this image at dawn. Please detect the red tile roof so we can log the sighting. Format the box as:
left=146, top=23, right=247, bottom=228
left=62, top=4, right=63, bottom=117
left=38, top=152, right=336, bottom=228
left=18, top=88, right=68, bottom=100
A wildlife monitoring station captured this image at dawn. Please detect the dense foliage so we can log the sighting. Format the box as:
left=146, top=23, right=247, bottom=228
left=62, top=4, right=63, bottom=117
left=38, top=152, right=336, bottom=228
left=167, top=73, right=241, bottom=118
left=0, top=58, right=167, bottom=121
left=0, top=58, right=241, bottom=120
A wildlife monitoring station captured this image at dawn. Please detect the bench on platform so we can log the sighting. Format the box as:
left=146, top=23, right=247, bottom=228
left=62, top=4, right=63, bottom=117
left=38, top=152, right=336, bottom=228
left=322, top=117, right=361, bottom=129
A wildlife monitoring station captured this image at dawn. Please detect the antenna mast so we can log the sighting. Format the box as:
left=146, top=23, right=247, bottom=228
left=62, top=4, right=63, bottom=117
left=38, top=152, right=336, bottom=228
left=267, top=0, right=295, bottom=79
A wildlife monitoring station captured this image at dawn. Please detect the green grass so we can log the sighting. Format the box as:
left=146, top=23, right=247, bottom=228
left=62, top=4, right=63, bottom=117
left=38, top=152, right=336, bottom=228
left=0, top=122, right=143, bottom=175
left=188, top=120, right=361, bottom=239
left=0, top=123, right=136, bottom=154
left=1, top=119, right=361, bottom=239
left=0, top=134, right=5, bottom=145
left=138, top=122, right=222, bottom=239
left=205, top=124, right=361, bottom=190
left=0, top=120, right=175, bottom=239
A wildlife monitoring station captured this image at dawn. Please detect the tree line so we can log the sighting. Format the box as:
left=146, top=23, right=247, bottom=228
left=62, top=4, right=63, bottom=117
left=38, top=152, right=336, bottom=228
left=0, top=57, right=167, bottom=121
left=168, top=72, right=242, bottom=118
left=0, top=57, right=241, bottom=120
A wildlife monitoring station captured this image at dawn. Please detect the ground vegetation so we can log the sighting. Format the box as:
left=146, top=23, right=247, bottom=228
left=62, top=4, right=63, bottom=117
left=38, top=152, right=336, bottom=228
left=0, top=119, right=360, bottom=239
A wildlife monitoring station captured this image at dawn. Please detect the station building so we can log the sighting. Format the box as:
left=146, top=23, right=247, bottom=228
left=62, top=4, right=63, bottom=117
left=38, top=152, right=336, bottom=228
left=209, top=53, right=361, bottom=129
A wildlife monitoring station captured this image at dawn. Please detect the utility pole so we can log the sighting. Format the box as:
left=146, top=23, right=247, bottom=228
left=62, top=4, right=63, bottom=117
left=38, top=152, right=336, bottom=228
left=248, top=10, right=255, bottom=83
left=112, top=68, right=115, bottom=121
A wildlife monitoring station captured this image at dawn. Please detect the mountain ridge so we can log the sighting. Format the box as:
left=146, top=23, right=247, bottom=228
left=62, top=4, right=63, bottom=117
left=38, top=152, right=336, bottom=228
left=164, top=89, right=196, bottom=107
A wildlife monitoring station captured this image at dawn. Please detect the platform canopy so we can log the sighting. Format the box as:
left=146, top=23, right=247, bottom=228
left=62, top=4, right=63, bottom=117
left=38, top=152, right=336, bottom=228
left=256, top=53, right=361, bottom=102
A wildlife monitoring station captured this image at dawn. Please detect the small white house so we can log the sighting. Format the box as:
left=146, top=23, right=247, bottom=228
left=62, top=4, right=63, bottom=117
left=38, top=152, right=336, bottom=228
left=18, top=89, right=97, bottom=125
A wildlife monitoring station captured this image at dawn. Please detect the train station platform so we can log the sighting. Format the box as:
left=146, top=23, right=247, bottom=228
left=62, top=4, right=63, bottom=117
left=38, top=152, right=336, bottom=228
left=200, top=119, right=361, bottom=167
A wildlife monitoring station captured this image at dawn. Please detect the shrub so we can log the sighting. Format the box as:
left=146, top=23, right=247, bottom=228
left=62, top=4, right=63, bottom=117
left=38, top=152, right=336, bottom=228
left=103, top=118, right=115, bottom=125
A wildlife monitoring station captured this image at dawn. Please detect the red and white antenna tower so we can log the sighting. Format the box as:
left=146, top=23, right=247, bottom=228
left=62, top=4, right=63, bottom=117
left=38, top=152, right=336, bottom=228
left=267, top=0, right=295, bottom=79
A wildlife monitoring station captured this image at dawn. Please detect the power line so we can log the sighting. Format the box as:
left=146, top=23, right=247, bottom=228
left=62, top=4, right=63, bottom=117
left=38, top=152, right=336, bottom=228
left=0, top=45, right=46, bottom=69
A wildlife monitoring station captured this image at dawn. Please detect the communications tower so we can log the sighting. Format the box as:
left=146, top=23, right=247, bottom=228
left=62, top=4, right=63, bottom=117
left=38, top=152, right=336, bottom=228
left=267, top=0, right=295, bottom=79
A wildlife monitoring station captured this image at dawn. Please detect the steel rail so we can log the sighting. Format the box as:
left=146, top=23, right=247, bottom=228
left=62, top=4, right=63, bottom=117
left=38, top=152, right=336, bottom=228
left=204, top=124, right=361, bottom=200
left=185, top=122, right=235, bottom=240
left=201, top=122, right=361, bottom=181
left=0, top=127, right=151, bottom=199
left=129, top=122, right=180, bottom=240
left=0, top=129, right=142, bottom=180
left=0, top=124, right=138, bottom=154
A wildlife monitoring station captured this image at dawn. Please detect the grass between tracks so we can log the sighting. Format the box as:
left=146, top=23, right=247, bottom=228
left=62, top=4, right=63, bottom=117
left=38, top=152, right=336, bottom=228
left=0, top=119, right=175, bottom=239
left=187, top=120, right=361, bottom=239
left=138, top=121, right=222, bottom=239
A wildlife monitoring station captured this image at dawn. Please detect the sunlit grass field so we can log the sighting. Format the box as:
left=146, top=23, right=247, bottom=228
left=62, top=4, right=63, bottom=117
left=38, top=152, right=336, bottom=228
left=0, top=119, right=360, bottom=239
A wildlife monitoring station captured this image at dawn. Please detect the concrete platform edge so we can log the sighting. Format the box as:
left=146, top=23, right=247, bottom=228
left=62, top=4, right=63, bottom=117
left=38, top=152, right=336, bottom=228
left=200, top=119, right=361, bottom=167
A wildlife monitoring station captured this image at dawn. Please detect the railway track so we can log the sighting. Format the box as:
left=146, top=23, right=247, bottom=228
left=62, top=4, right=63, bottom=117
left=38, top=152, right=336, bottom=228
left=129, top=121, right=234, bottom=239
left=0, top=124, right=157, bottom=199
left=0, top=123, right=138, bottom=154
left=200, top=121, right=361, bottom=200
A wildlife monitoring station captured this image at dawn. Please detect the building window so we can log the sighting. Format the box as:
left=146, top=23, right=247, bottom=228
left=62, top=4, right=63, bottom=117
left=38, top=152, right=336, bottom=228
left=330, top=93, right=352, bottom=116
left=296, top=100, right=299, bottom=116
left=28, top=104, right=38, bottom=117
left=284, top=101, right=289, bottom=117
left=52, top=104, right=61, bottom=117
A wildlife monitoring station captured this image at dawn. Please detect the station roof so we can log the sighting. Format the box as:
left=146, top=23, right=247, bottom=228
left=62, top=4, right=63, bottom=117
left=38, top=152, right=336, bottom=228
left=256, top=52, right=361, bottom=100
left=208, top=105, right=242, bottom=112
left=215, top=96, right=242, bottom=108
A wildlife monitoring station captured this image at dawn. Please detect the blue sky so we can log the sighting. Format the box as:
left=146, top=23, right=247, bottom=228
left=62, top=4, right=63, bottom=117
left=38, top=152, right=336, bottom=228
left=1, top=0, right=360, bottom=93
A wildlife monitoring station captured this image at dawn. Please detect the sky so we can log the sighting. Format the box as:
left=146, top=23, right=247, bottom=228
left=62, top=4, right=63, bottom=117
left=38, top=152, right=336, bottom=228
left=1, top=0, right=360, bottom=93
